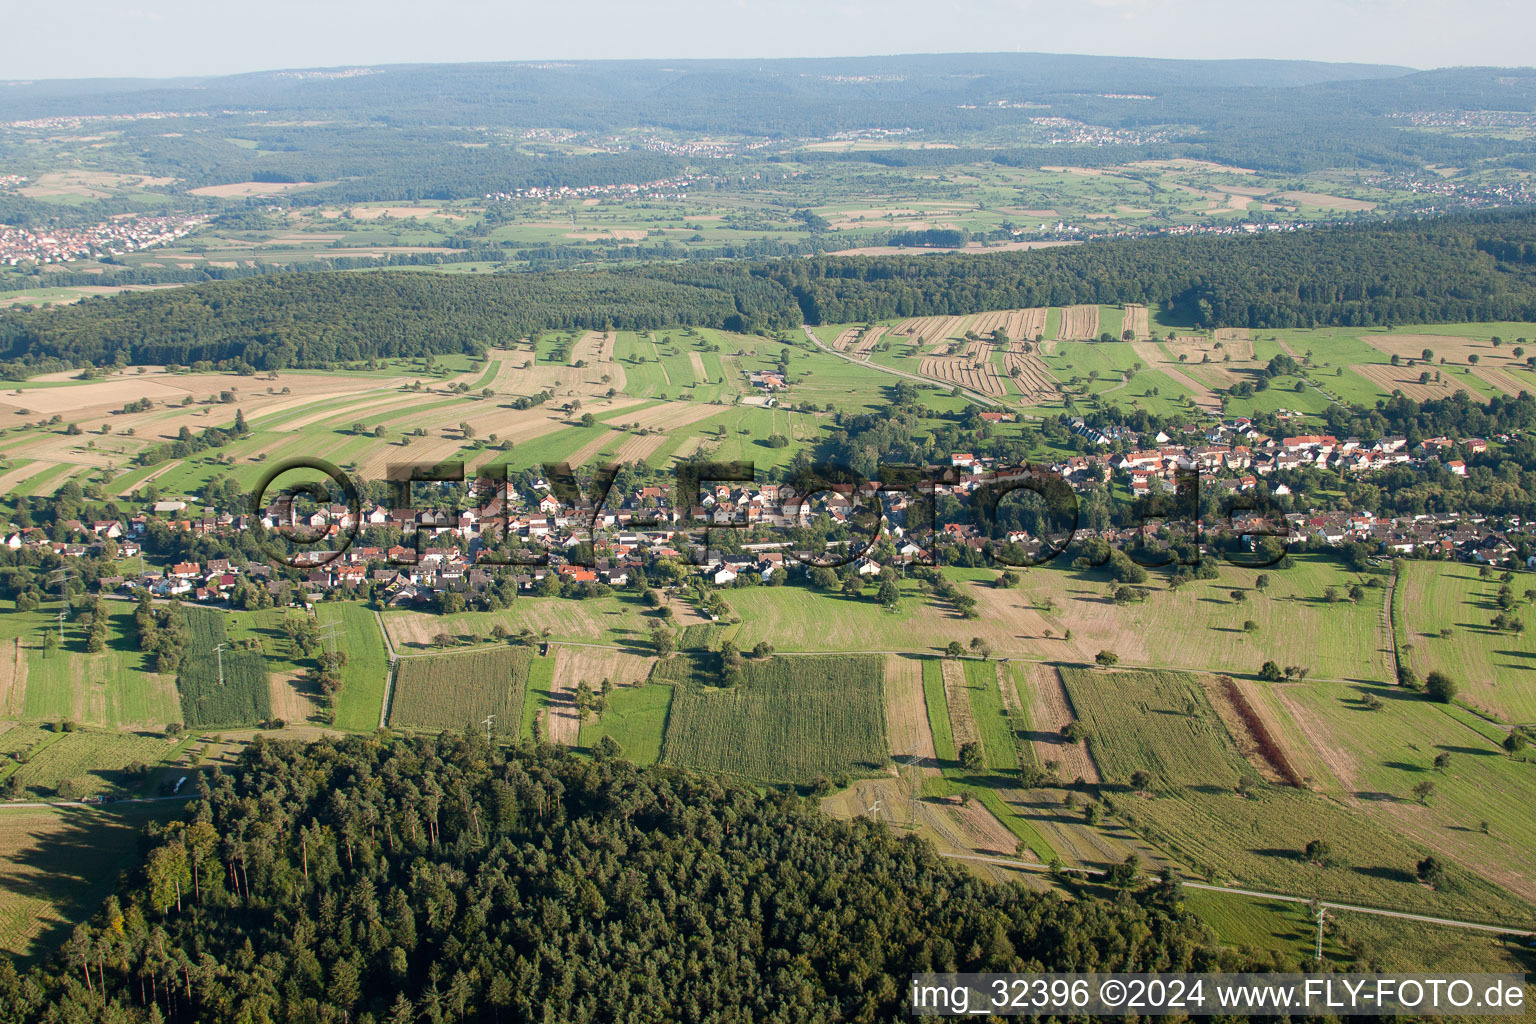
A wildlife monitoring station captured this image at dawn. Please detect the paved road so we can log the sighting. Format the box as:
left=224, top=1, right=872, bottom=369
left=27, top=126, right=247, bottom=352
left=939, top=852, right=1535, bottom=937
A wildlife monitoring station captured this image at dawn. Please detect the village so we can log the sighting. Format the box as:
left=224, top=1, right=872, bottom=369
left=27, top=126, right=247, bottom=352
left=10, top=412, right=1529, bottom=611
left=0, top=212, right=209, bottom=267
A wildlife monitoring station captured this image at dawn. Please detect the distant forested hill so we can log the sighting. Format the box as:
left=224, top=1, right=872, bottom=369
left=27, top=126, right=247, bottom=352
left=0, top=735, right=1295, bottom=1023
left=5, top=210, right=1536, bottom=373
left=4, top=55, right=1534, bottom=183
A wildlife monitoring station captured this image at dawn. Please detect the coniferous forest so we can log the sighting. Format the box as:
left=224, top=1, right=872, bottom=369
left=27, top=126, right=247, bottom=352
left=0, top=735, right=1324, bottom=1024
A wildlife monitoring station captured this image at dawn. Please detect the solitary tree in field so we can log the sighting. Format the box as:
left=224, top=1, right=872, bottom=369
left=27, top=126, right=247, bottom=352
left=1433, top=752, right=1451, bottom=771
left=1416, top=854, right=1447, bottom=888
left=1258, top=661, right=1284, bottom=682
left=945, top=640, right=964, bottom=658
left=1425, top=671, right=1457, bottom=703
left=1230, top=589, right=1246, bottom=604
left=1130, top=769, right=1152, bottom=792
left=959, top=741, right=984, bottom=770
left=1304, top=838, right=1334, bottom=866
left=1095, top=649, right=1118, bottom=667
left=1411, top=780, right=1436, bottom=805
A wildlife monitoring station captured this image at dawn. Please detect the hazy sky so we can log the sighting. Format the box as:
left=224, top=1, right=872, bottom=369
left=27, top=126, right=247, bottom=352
left=5, top=0, right=1534, bottom=80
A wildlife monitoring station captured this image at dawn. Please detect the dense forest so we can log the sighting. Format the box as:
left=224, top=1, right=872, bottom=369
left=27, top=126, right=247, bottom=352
left=7, top=210, right=1536, bottom=372
left=0, top=736, right=1324, bottom=1023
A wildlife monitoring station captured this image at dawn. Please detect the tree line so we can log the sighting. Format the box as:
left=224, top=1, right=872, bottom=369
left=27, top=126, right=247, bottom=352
left=9, top=209, right=1536, bottom=374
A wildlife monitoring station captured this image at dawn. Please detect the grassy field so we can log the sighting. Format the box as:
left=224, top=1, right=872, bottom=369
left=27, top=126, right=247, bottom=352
left=519, top=654, right=557, bottom=740
left=920, top=659, right=956, bottom=762
left=656, top=654, right=888, bottom=783
left=576, top=683, right=673, bottom=764
left=1187, top=887, right=1536, bottom=977
left=1059, top=667, right=1534, bottom=925
left=1272, top=678, right=1536, bottom=903
left=0, top=803, right=179, bottom=962
left=0, top=607, right=177, bottom=730
left=1395, top=561, right=1536, bottom=723
left=388, top=646, right=532, bottom=735
left=383, top=592, right=657, bottom=652
left=5, top=729, right=183, bottom=798
left=711, top=556, right=1392, bottom=682
left=960, top=660, right=1018, bottom=771
left=315, top=604, right=390, bottom=731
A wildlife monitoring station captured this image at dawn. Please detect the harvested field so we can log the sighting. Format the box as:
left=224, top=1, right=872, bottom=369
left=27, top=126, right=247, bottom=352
left=1168, top=332, right=1255, bottom=363
left=1277, top=190, right=1376, bottom=211
left=1002, top=343, right=1060, bottom=403
left=268, top=672, right=321, bottom=726
left=606, top=400, right=711, bottom=433
left=0, top=638, right=25, bottom=717
left=890, top=315, right=965, bottom=344
left=0, top=379, right=188, bottom=417
left=1020, top=664, right=1102, bottom=784
left=1187, top=364, right=1243, bottom=389
left=1122, top=304, right=1150, bottom=341
left=687, top=351, right=708, bottom=381
left=1057, top=305, right=1100, bottom=341
left=1359, top=332, right=1493, bottom=365
left=186, top=180, right=326, bottom=197
left=940, top=660, right=980, bottom=749
left=1129, top=340, right=1223, bottom=411
left=850, top=325, right=886, bottom=357
left=1349, top=363, right=1476, bottom=402
left=918, top=355, right=1009, bottom=396
left=0, top=462, right=56, bottom=495
left=605, top=431, right=674, bottom=466
left=560, top=427, right=625, bottom=470
left=1197, top=674, right=1303, bottom=787
left=1469, top=365, right=1531, bottom=397
left=883, top=655, right=937, bottom=762
left=1007, top=308, right=1049, bottom=342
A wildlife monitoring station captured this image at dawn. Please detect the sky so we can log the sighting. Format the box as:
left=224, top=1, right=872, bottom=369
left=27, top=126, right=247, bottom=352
left=4, top=0, right=1535, bottom=80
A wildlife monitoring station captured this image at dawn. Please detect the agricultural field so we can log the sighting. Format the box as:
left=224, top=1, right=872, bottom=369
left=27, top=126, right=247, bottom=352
left=1270, top=678, right=1536, bottom=903
left=176, top=608, right=271, bottom=728
left=387, top=646, right=533, bottom=735
left=0, top=605, right=179, bottom=730
left=1187, top=887, right=1536, bottom=976
left=576, top=682, right=673, bottom=764
left=0, top=804, right=178, bottom=962
left=1394, top=561, right=1536, bottom=723
left=720, top=556, right=1392, bottom=683
left=383, top=591, right=664, bottom=651
left=315, top=603, right=391, bottom=731
left=920, top=658, right=957, bottom=763
left=960, top=660, right=1019, bottom=772
left=656, top=654, right=888, bottom=783
left=1058, top=666, right=1535, bottom=925
left=4, top=729, right=183, bottom=799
